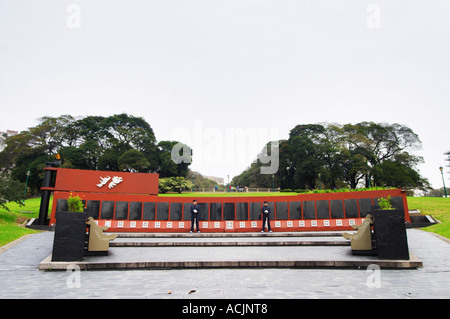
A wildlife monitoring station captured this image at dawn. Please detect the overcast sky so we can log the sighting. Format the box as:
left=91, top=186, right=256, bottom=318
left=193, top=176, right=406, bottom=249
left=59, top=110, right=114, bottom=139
left=1, top=1, right=449, bottom=189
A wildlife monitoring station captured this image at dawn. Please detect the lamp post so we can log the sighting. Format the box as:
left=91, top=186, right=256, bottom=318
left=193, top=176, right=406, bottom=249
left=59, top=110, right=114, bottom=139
left=23, top=170, right=30, bottom=202
left=439, top=167, right=447, bottom=198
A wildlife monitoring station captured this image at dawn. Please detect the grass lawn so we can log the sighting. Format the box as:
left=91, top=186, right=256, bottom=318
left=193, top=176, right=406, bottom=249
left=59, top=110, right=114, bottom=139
left=1, top=195, right=449, bottom=247
left=407, top=197, right=450, bottom=239
left=0, top=198, right=42, bottom=247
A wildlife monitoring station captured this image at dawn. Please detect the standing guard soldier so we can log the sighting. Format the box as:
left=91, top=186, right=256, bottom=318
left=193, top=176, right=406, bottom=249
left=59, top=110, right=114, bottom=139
left=190, top=199, right=200, bottom=233
left=261, top=201, right=272, bottom=233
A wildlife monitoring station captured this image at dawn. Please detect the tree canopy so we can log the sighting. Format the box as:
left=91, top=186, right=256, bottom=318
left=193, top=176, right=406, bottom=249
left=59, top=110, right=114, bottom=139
left=0, top=113, right=192, bottom=194
left=0, top=116, right=431, bottom=195
left=233, top=122, right=430, bottom=191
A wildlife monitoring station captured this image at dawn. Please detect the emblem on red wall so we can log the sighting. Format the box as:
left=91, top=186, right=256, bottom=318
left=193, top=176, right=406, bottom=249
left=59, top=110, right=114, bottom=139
left=97, top=176, right=123, bottom=189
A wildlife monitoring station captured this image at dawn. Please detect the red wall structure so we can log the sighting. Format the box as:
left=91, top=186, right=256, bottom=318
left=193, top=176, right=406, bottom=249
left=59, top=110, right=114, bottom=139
left=45, top=168, right=410, bottom=233
left=42, top=167, right=159, bottom=195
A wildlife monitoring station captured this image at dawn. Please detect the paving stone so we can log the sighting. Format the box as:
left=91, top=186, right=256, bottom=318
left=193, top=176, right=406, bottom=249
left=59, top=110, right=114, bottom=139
left=0, top=229, right=449, bottom=298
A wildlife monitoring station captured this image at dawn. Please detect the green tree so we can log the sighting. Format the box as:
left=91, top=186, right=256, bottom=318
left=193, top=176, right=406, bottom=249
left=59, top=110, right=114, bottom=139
left=341, top=122, right=423, bottom=187
left=97, top=145, right=130, bottom=172
left=233, top=141, right=282, bottom=188
left=233, top=121, right=429, bottom=191
left=186, top=170, right=219, bottom=188
left=372, top=160, right=430, bottom=190
left=59, top=146, right=90, bottom=169
left=9, top=149, right=52, bottom=195
left=283, top=124, right=327, bottom=190
left=158, top=177, right=175, bottom=193
left=0, top=113, right=197, bottom=194
left=70, top=115, right=108, bottom=148
left=0, top=173, right=25, bottom=211
left=101, top=113, right=156, bottom=149
left=339, top=148, right=368, bottom=189
left=118, top=149, right=150, bottom=172
left=158, top=176, right=194, bottom=193
left=79, top=139, right=103, bottom=170
left=157, top=141, right=192, bottom=178
left=172, top=176, right=194, bottom=193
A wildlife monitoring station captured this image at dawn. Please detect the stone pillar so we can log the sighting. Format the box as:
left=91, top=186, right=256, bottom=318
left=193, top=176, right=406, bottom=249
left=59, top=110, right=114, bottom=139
left=38, top=161, right=60, bottom=225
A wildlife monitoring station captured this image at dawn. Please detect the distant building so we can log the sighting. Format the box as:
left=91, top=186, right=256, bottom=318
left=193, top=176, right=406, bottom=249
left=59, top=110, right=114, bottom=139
left=0, top=130, right=18, bottom=136
left=204, top=175, right=225, bottom=185
left=0, top=130, right=18, bottom=151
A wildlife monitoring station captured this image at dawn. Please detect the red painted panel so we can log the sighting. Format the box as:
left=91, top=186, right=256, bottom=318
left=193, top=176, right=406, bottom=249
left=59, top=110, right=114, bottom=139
left=49, top=188, right=410, bottom=233
left=53, top=168, right=159, bottom=195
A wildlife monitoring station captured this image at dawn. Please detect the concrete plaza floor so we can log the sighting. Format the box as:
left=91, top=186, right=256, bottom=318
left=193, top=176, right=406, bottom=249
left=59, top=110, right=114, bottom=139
left=0, top=229, right=449, bottom=299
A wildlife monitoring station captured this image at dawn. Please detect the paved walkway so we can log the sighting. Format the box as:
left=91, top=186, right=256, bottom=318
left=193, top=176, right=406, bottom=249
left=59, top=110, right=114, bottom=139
left=0, top=229, right=449, bottom=298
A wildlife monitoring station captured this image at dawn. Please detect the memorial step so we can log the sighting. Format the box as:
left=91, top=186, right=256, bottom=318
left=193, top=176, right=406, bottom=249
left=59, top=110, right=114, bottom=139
left=114, top=231, right=348, bottom=238
left=111, top=232, right=350, bottom=246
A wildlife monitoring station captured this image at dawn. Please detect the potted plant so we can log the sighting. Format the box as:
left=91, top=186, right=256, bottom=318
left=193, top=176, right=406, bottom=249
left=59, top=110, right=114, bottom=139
left=378, top=195, right=393, bottom=210
left=51, top=194, right=88, bottom=262
left=67, top=194, right=85, bottom=213
left=371, top=196, right=409, bottom=260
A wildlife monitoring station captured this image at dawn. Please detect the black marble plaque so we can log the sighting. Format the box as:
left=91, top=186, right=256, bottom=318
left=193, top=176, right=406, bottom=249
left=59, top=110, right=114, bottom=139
left=391, top=196, right=404, bottom=211
left=344, top=199, right=358, bottom=218
left=303, top=201, right=316, bottom=219
left=56, top=199, right=68, bottom=212
left=199, top=203, right=208, bottom=221
left=265, top=202, right=275, bottom=219
left=373, top=197, right=381, bottom=209
left=143, top=202, right=156, bottom=220
left=156, top=202, right=169, bottom=220
left=223, top=203, right=235, bottom=220
left=86, top=200, right=100, bottom=219
left=289, top=201, right=302, bottom=219
left=250, top=202, right=262, bottom=220
left=170, top=203, right=182, bottom=221
left=100, top=201, right=114, bottom=219
left=275, top=202, right=288, bottom=220
left=316, top=200, right=330, bottom=219
left=129, top=202, right=142, bottom=220
left=330, top=200, right=344, bottom=219
left=183, top=203, right=191, bottom=221
left=359, top=198, right=373, bottom=217
left=115, top=201, right=129, bottom=220
left=210, top=203, right=222, bottom=221
left=236, top=202, right=249, bottom=220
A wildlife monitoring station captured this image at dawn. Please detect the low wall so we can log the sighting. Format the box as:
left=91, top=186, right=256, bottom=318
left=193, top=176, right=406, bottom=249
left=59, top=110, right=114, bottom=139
left=49, top=189, right=409, bottom=232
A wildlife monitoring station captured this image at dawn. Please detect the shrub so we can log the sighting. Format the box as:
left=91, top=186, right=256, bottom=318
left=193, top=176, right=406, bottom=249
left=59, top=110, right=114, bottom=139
left=67, top=195, right=84, bottom=212
left=378, top=195, right=393, bottom=210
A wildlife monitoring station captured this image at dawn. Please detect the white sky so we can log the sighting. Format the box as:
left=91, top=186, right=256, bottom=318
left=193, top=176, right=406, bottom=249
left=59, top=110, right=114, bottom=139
left=1, top=1, right=449, bottom=188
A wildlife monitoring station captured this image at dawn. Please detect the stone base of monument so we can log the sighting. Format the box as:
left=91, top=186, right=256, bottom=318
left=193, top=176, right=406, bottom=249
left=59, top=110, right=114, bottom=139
left=51, top=211, right=87, bottom=262
left=39, top=232, right=422, bottom=271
